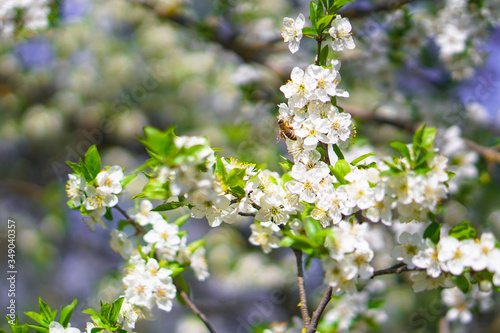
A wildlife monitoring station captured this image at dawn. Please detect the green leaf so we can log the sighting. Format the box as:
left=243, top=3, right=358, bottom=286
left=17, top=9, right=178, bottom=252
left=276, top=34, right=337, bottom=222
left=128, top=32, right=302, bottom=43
left=351, top=153, right=376, bottom=166
left=26, top=325, right=49, bottom=333
left=390, top=141, right=411, bottom=162
left=39, top=298, right=56, bottom=323
left=215, top=156, right=228, bottom=181
left=82, top=309, right=101, bottom=317
left=66, top=161, right=82, bottom=174
left=187, top=239, right=205, bottom=252
left=305, top=218, right=321, bottom=239
left=319, top=45, right=330, bottom=66
left=423, top=221, right=440, bottom=244
left=421, top=127, right=436, bottom=151
left=60, top=299, right=77, bottom=328
left=91, top=329, right=105, bottom=333
left=136, top=241, right=148, bottom=261
left=117, top=219, right=131, bottom=231
left=174, top=214, right=191, bottom=227
left=302, top=27, right=318, bottom=37
left=79, top=158, right=93, bottom=182
left=332, top=144, right=345, bottom=160
left=0, top=329, right=8, bottom=333
left=103, top=207, right=113, bottom=221
left=278, top=236, right=294, bottom=248
left=109, top=298, right=124, bottom=325
left=449, top=220, right=477, bottom=241
left=329, top=165, right=347, bottom=184
left=310, top=1, right=318, bottom=29
left=412, top=123, right=426, bottom=149
left=174, top=276, right=190, bottom=306
left=279, top=156, right=294, bottom=172
left=24, top=312, right=45, bottom=326
left=454, top=275, right=471, bottom=294
left=329, top=0, right=354, bottom=13
left=100, top=303, right=111, bottom=321
left=316, top=0, right=325, bottom=23
left=227, top=168, right=246, bottom=188
left=229, top=186, right=246, bottom=197
left=335, top=159, right=351, bottom=178
left=84, top=145, right=101, bottom=180
left=138, top=126, right=178, bottom=160
left=152, top=201, right=185, bottom=211
left=316, top=14, right=334, bottom=32
left=120, top=174, right=137, bottom=187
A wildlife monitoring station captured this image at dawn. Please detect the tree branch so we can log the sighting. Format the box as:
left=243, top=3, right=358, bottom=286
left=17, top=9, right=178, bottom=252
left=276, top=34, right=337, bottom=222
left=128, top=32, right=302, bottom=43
left=114, top=204, right=145, bottom=235
left=294, top=249, right=310, bottom=328
left=177, top=289, right=217, bottom=333
left=371, top=262, right=421, bottom=278
left=342, top=105, right=500, bottom=169
left=342, top=0, right=414, bottom=19
left=307, top=285, right=333, bottom=333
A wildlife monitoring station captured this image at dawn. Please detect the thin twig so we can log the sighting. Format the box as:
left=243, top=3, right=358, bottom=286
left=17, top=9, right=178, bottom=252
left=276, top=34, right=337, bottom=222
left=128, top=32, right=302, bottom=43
left=294, top=249, right=310, bottom=328
left=342, top=0, right=414, bottom=18
left=177, top=289, right=218, bottom=333
left=114, top=204, right=145, bottom=235
left=307, top=285, right=333, bottom=333
left=371, top=262, right=419, bottom=278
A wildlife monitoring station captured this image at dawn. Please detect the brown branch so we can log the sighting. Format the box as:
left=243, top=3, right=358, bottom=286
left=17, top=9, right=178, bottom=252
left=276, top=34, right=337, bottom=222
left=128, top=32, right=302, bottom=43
left=294, top=249, right=310, bottom=328
left=343, top=105, right=500, bottom=168
left=342, top=0, right=414, bottom=19
left=371, top=262, right=421, bottom=278
left=130, top=0, right=277, bottom=64
left=177, top=289, right=217, bottom=333
left=307, top=285, right=333, bottom=333
left=114, top=204, right=145, bottom=235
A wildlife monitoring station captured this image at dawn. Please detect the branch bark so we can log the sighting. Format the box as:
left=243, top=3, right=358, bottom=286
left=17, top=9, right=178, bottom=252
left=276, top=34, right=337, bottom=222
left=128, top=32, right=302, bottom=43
left=177, top=289, right=217, bottom=333
left=294, top=249, right=310, bottom=328
left=307, top=285, right=333, bottom=333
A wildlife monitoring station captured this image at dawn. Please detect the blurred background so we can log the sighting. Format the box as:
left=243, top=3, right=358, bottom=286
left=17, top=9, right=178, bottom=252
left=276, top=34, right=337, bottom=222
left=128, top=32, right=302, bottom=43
left=1, top=0, right=500, bottom=332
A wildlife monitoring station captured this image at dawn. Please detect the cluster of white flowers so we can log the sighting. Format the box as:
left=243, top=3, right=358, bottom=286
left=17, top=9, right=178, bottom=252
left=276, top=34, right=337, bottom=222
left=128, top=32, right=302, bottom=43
left=0, top=0, right=51, bottom=39
left=393, top=231, right=500, bottom=292
left=66, top=166, right=124, bottom=229
left=442, top=285, right=493, bottom=324
left=435, top=126, right=478, bottom=193
left=322, top=220, right=375, bottom=295
left=122, top=256, right=176, bottom=329
left=432, top=0, right=495, bottom=79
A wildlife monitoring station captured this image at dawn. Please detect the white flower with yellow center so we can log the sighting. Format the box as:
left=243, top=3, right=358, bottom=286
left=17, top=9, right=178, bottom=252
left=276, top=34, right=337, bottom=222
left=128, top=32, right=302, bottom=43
left=249, top=223, right=281, bottom=253
left=96, top=165, right=124, bottom=194
left=329, top=15, right=355, bottom=51
left=66, top=174, right=85, bottom=208
left=281, top=13, right=305, bottom=54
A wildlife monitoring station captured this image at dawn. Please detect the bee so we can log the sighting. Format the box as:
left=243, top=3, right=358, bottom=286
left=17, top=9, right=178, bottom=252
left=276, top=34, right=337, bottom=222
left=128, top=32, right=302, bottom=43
left=277, top=118, right=297, bottom=142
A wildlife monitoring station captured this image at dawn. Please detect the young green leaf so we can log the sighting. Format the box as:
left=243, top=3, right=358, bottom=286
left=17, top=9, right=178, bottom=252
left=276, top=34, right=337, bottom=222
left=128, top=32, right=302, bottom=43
left=152, top=201, right=185, bottom=211
left=84, top=145, right=101, bottom=180
left=449, top=220, right=477, bottom=241
left=310, top=1, right=318, bottom=29
left=329, top=0, right=354, bottom=13
left=423, top=221, right=440, bottom=244
left=390, top=141, right=411, bottom=162
left=302, top=27, right=319, bottom=37
left=454, top=275, right=471, bottom=294
left=59, top=299, right=78, bottom=328
left=351, top=152, right=376, bottom=166
left=319, top=44, right=330, bottom=66
left=120, top=174, right=137, bottom=188
left=109, top=297, right=124, bottom=325
left=174, top=214, right=191, bottom=227
left=23, top=312, right=45, bottom=326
